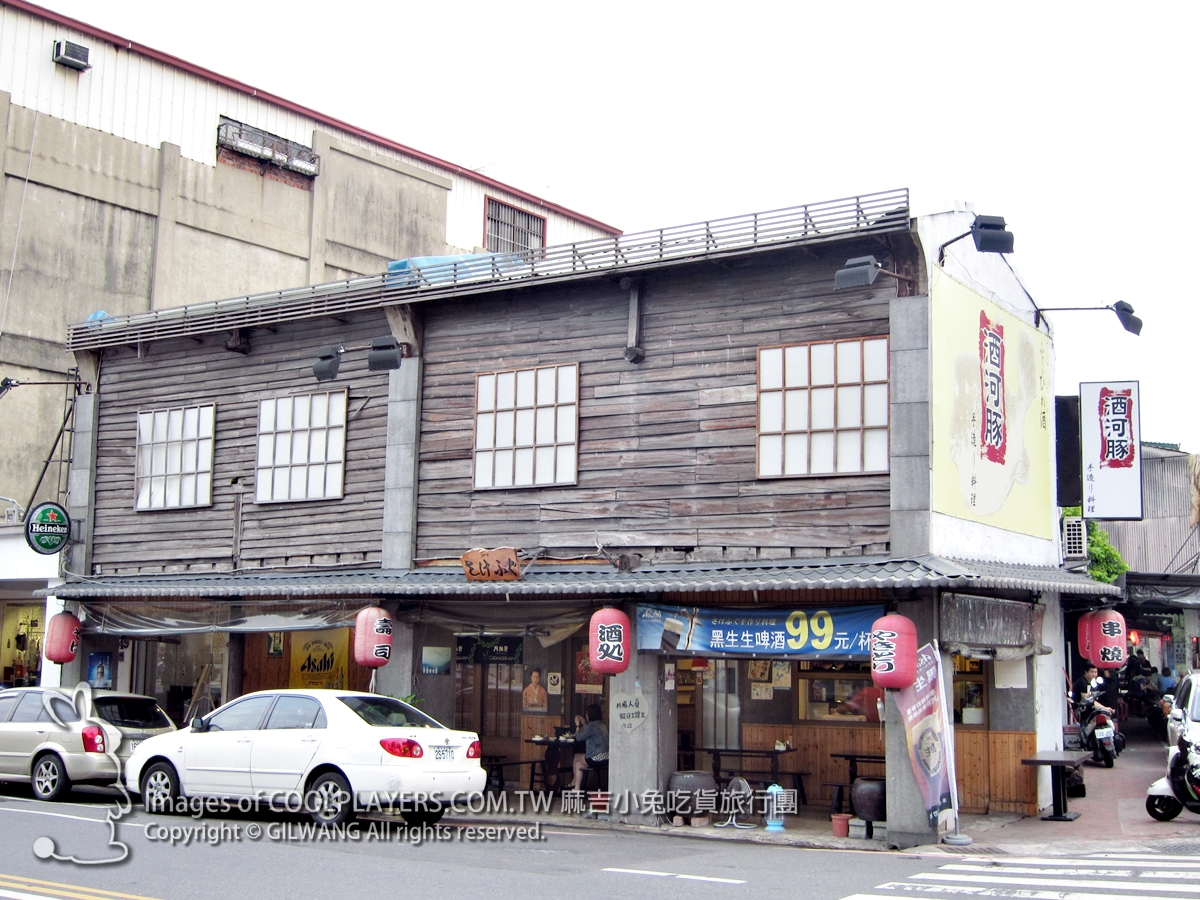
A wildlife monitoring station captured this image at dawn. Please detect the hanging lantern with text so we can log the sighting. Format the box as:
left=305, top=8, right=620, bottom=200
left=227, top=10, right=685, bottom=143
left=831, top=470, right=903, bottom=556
left=1077, top=610, right=1097, bottom=665
left=45, top=612, right=82, bottom=664
left=590, top=608, right=631, bottom=675
left=1089, top=609, right=1127, bottom=668
left=869, top=614, right=917, bottom=689
left=353, top=606, right=394, bottom=668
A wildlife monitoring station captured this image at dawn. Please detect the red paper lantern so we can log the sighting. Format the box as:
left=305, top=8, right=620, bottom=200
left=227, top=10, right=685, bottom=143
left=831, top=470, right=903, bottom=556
left=1089, top=609, right=1126, bottom=668
left=45, top=612, right=82, bottom=664
left=353, top=606, right=394, bottom=669
left=869, top=614, right=917, bottom=689
left=1077, top=610, right=1097, bottom=664
left=589, top=608, right=631, bottom=675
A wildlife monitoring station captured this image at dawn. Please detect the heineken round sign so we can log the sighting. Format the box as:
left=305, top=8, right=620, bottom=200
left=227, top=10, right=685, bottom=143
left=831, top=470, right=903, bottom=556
left=25, top=502, right=70, bottom=555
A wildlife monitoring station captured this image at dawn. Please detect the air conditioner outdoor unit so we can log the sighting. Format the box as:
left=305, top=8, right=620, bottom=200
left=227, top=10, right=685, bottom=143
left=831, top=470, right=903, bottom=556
left=1063, top=516, right=1087, bottom=560
left=52, top=40, right=90, bottom=71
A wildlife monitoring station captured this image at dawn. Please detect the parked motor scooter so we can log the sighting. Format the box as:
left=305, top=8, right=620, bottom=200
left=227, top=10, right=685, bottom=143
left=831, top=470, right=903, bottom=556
left=1146, top=732, right=1200, bottom=821
left=1075, top=694, right=1118, bottom=767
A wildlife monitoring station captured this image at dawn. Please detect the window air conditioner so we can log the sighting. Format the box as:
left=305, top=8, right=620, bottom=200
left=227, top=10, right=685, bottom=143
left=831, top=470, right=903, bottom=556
left=52, top=40, right=90, bottom=71
left=1063, top=516, right=1087, bottom=560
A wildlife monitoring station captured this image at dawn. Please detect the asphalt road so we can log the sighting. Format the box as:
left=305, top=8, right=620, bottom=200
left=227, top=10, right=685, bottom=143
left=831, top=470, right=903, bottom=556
left=2, top=784, right=1199, bottom=900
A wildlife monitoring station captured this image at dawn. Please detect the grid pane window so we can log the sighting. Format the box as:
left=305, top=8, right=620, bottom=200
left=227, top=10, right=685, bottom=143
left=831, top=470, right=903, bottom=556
left=474, top=364, right=578, bottom=489
left=758, top=338, right=888, bottom=477
left=135, top=405, right=215, bottom=510
left=256, top=390, right=347, bottom=503
left=485, top=198, right=546, bottom=254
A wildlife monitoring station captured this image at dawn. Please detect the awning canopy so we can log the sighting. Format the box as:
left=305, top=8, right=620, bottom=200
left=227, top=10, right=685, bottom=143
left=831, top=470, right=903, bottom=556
left=1124, top=571, right=1200, bottom=610
left=46, top=554, right=1119, bottom=601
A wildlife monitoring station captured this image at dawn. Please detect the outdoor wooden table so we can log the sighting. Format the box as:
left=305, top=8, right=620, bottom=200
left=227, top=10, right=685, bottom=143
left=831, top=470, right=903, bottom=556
left=696, top=746, right=796, bottom=784
left=526, top=736, right=583, bottom=791
left=1021, top=750, right=1091, bottom=821
left=830, top=751, right=886, bottom=783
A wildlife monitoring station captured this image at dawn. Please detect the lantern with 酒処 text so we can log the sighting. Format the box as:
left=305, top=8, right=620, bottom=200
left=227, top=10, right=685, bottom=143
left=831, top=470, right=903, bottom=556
left=354, top=606, right=394, bottom=668
left=869, top=614, right=917, bottom=690
left=590, top=608, right=631, bottom=675
left=1089, top=609, right=1127, bottom=669
left=1077, top=610, right=1097, bottom=665
left=45, top=612, right=82, bottom=664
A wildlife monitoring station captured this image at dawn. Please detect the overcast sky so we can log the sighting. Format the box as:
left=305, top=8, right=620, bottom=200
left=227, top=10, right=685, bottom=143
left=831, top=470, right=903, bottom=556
left=46, top=1, right=1199, bottom=451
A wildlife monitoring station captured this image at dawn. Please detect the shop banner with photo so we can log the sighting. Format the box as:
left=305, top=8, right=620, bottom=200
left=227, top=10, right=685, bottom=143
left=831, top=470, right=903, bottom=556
left=635, top=603, right=884, bottom=658
left=896, top=643, right=958, bottom=827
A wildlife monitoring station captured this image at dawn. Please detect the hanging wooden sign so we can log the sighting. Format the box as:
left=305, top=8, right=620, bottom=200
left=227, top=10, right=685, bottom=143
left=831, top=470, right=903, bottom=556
left=461, top=547, right=522, bottom=581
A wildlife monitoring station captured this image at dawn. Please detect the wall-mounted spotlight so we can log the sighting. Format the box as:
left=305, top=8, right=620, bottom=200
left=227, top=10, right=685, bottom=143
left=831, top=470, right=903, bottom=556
left=0, top=376, right=90, bottom=400
left=937, top=215, right=1015, bottom=264
left=1034, top=301, right=1143, bottom=336
left=312, top=337, right=409, bottom=382
left=834, top=255, right=916, bottom=290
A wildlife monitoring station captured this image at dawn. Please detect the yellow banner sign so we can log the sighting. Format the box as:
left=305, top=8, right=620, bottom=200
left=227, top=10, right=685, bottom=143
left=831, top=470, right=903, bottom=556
left=931, top=268, right=1053, bottom=539
left=289, top=628, right=349, bottom=690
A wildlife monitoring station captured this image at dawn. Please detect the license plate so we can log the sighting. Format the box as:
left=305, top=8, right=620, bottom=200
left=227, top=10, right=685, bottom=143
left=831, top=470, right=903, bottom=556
left=127, top=740, right=141, bottom=752
left=433, top=746, right=453, bottom=761
left=1095, top=727, right=1114, bottom=739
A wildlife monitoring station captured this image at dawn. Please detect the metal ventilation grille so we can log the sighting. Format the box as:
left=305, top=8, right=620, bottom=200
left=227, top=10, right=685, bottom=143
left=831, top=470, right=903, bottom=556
left=1063, top=517, right=1087, bottom=559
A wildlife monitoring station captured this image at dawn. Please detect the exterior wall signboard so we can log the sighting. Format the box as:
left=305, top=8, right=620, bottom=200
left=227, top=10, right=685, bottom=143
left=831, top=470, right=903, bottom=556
left=1079, top=380, right=1143, bottom=519
left=24, top=502, right=71, bottom=555
left=635, top=604, right=884, bottom=658
left=931, top=269, right=1054, bottom=538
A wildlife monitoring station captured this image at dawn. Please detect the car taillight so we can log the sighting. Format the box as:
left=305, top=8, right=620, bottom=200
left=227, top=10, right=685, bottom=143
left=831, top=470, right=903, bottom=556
left=1095, top=714, right=1109, bottom=727
left=466, top=740, right=481, bottom=759
left=81, top=725, right=106, bottom=753
left=380, top=738, right=423, bottom=758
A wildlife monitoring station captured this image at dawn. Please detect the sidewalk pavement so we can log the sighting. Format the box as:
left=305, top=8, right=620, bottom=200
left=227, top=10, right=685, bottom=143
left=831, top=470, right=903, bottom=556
left=442, top=717, right=1200, bottom=855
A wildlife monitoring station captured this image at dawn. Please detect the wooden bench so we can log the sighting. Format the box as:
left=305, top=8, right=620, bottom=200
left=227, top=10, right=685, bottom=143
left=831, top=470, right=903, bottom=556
left=824, top=781, right=853, bottom=818
left=483, top=759, right=563, bottom=792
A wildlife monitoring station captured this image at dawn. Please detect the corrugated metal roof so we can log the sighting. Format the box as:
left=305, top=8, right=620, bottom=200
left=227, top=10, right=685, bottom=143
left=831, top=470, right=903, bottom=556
left=45, top=554, right=1118, bottom=600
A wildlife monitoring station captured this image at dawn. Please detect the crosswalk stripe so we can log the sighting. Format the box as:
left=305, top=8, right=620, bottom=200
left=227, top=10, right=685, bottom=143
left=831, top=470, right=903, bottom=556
left=1098, top=853, right=1200, bottom=862
left=958, top=855, right=1200, bottom=869
left=941, top=864, right=1133, bottom=876
left=874, top=886, right=1195, bottom=900
left=914, top=871, right=1200, bottom=893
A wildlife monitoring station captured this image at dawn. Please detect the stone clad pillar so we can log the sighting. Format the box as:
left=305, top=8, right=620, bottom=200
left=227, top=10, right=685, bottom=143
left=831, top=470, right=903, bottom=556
left=608, top=605, right=676, bottom=823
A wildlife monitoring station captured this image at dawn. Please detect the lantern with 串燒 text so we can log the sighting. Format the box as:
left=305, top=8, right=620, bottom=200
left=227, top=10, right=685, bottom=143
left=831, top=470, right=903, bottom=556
left=869, top=614, right=917, bottom=689
left=589, top=608, right=631, bottom=675
left=354, top=606, right=394, bottom=668
left=1089, top=609, right=1126, bottom=668
left=45, top=612, right=82, bottom=664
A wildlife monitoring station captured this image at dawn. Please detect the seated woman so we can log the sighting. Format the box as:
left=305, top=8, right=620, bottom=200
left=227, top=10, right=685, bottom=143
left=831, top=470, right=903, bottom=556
left=571, top=703, right=609, bottom=792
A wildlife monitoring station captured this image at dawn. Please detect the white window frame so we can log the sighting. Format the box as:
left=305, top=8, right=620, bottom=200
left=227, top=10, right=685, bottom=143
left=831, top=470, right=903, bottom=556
left=473, top=364, right=579, bottom=490
left=135, top=405, right=216, bottom=510
left=485, top=197, right=546, bottom=255
left=757, top=337, right=890, bottom=478
left=255, top=390, right=348, bottom=503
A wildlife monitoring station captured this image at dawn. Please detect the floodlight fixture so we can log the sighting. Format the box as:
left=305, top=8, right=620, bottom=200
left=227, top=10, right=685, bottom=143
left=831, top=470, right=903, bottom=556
left=1033, top=301, right=1143, bottom=336
left=313, top=345, right=343, bottom=381
left=937, top=214, right=1015, bottom=264
left=0, top=375, right=88, bottom=400
left=367, top=336, right=404, bottom=372
left=834, top=255, right=915, bottom=291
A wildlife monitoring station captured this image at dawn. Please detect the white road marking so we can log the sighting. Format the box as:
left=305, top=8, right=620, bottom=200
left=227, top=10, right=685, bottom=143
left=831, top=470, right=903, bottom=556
left=914, top=871, right=1200, bottom=893
left=603, top=867, right=746, bottom=884
left=1099, top=853, right=1200, bottom=861
left=542, top=830, right=602, bottom=837
left=940, top=864, right=1134, bottom=876
left=0, top=806, right=144, bottom=828
left=0, top=888, right=63, bottom=900
left=873, top=889, right=1170, bottom=900
left=958, top=855, right=1200, bottom=869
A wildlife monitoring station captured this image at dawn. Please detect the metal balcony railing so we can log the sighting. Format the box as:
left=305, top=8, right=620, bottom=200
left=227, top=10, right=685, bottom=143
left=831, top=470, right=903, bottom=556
left=67, top=188, right=909, bottom=351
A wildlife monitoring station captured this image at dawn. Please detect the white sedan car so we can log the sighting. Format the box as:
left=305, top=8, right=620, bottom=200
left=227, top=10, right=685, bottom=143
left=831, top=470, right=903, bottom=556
left=125, top=690, right=485, bottom=825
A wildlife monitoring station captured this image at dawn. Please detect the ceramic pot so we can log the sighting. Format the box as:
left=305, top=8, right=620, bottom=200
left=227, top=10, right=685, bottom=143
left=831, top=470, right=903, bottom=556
left=666, top=770, right=718, bottom=816
left=851, top=776, right=886, bottom=822
left=831, top=812, right=853, bottom=837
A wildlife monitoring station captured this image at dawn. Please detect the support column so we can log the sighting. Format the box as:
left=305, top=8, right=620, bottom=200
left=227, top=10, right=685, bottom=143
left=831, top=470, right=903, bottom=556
left=150, top=142, right=180, bottom=309
left=64, top=393, right=99, bottom=578
left=382, top=359, right=421, bottom=570
left=889, top=292, right=931, bottom=556
left=609, top=606, right=676, bottom=824
left=307, top=131, right=332, bottom=284
left=375, top=622, right=415, bottom=700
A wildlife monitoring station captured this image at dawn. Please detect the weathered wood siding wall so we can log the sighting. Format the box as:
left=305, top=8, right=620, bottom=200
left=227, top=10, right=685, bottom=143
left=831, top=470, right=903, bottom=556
left=90, top=311, right=392, bottom=573
left=417, top=244, right=894, bottom=560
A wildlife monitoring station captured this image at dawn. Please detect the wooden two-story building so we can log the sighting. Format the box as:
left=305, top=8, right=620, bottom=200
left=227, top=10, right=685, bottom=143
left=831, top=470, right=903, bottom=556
left=48, top=188, right=1117, bottom=846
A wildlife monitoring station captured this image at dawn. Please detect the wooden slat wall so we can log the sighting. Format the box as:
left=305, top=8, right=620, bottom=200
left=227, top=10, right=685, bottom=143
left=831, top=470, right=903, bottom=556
left=416, top=244, right=894, bottom=558
left=90, top=311, right=393, bottom=573
left=954, top=728, right=990, bottom=814
left=741, top=723, right=885, bottom=802
left=987, top=731, right=1038, bottom=815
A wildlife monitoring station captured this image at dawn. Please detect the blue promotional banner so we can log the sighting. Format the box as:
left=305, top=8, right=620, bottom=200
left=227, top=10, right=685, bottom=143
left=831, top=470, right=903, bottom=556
left=635, top=604, right=884, bottom=659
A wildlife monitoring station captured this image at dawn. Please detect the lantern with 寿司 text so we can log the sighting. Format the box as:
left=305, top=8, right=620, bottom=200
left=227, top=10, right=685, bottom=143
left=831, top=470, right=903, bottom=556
left=589, top=608, right=631, bottom=675
left=354, top=606, right=394, bottom=668
left=869, top=614, right=917, bottom=689
left=45, top=612, right=82, bottom=664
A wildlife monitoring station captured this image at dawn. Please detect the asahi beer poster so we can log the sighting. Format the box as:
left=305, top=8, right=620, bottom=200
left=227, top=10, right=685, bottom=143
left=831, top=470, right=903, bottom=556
left=1080, top=381, right=1143, bottom=520
left=289, top=628, right=348, bottom=690
left=931, top=268, right=1054, bottom=538
left=635, top=604, right=883, bottom=658
left=896, top=643, right=958, bottom=827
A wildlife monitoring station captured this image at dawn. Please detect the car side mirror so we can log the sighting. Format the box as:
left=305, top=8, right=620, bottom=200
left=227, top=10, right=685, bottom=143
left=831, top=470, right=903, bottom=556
left=190, top=717, right=207, bottom=732
left=1170, top=709, right=1184, bottom=722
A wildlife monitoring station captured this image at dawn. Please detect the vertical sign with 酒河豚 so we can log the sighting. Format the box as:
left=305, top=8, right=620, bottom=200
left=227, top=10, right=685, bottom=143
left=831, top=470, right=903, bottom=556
left=1080, top=381, right=1143, bottom=520
left=978, top=311, right=1007, bottom=464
